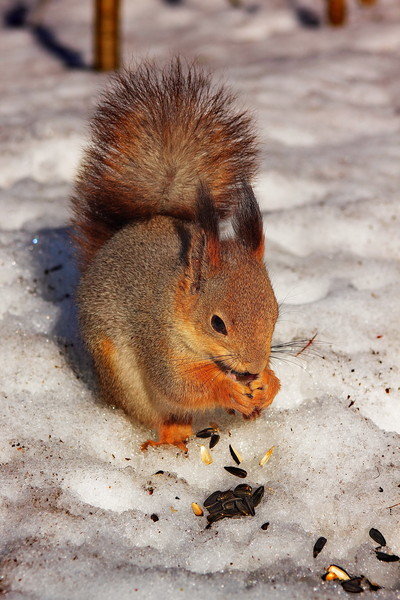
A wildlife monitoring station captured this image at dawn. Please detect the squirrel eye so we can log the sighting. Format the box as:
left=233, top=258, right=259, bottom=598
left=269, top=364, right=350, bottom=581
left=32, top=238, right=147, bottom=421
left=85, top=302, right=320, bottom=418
left=211, top=315, right=227, bottom=335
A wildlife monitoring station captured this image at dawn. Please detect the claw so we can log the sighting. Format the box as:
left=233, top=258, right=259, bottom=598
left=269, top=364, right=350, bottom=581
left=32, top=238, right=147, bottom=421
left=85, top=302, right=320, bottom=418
left=141, top=439, right=188, bottom=453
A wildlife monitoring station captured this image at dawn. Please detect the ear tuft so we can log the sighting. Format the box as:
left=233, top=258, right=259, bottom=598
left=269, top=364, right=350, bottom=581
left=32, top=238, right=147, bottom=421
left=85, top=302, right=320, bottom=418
left=232, top=181, right=265, bottom=261
left=196, top=183, right=220, bottom=268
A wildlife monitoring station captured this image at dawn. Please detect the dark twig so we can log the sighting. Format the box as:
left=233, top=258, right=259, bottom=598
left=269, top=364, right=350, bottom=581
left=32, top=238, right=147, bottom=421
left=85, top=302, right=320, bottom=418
left=295, top=333, right=317, bottom=357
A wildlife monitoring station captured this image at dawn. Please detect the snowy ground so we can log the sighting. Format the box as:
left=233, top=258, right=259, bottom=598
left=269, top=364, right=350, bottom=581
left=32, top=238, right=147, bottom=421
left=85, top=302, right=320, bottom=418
left=1, top=0, right=400, bottom=598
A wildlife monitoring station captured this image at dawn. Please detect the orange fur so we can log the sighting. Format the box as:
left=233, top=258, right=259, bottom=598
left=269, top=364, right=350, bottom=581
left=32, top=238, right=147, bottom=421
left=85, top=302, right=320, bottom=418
left=142, top=422, right=193, bottom=452
left=71, top=60, right=258, bottom=268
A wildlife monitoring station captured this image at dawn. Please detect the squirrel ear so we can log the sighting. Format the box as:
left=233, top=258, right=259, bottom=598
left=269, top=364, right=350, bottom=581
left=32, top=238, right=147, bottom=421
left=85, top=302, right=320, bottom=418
left=232, top=181, right=265, bottom=262
left=195, top=182, right=221, bottom=269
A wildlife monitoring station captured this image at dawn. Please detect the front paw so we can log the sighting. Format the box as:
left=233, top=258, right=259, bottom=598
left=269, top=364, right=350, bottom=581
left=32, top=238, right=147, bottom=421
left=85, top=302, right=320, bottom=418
left=248, top=368, right=280, bottom=411
left=222, top=380, right=256, bottom=417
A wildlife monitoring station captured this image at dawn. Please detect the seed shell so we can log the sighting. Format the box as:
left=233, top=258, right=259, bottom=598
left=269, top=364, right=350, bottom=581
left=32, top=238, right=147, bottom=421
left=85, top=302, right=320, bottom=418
left=209, top=433, right=220, bottom=449
left=196, top=428, right=215, bottom=439
left=200, top=445, right=213, bottom=465
left=204, top=491, right=222, bottom=508
left=369, top=527, right=386, bottom=547
left=326, top=565, right=351, bottom=581
left=313, top=536, right=327, bottom=558
left=365, top=579, right=382, bottom=591
left=341, top=578, right=363, bottom=593
left=259, top=446, right=275, bottom=466
left=229, top=444, right=243, bottom=465
left=251, top=486, right=265, bottom=507
left=261, top=522, right=270, bottom=531
left=323, top=572, right=337, bottom=581
left=191, top=502, right=203, bottom=516
left=234, top=484, right=253, bottom=498
left=375, top=551, right=399, bottom=562
left=224, top=466, right=247, bottom=478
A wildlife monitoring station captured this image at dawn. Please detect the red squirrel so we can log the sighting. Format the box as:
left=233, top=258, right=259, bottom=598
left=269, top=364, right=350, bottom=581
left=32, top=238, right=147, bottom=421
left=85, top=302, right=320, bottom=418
left=71, top=60, right=280, bottom=451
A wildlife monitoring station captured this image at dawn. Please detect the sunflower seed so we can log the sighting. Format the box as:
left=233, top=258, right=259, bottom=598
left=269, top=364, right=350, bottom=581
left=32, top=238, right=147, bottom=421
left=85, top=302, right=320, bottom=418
left=206, top=512, right=226, bottom=524
left=313, top=536, right=327, bottom=558
left=200, top=445, right=213, bottom=465
left=209, top=433, right=220, bottom=449
left=369, top=528, right=386, bottom=547
left=251, top=486, right=265, bottom=507
left=326, top=565, right=351, bottom=581
left=375, top=551, right=399, bottom=562
left=365, top=579, right=382, bottom=591
left=196, top=428, right=215, bottom=438
left=204, top=491, right=222, bottom=508
left=224, top=466, right=247, bottom=478
left=234, top=484, right=253, bottom=498
left=261, top=522, right=270, bottom=531
left=191, top=502, right=203, bottom=516
left=259, top=446, right=275, bottom=466
left=341, top=578, right=363, bottom=593
left=229, top=444, right=243, bottom=465
left=243, top=497, right=255, bottom=516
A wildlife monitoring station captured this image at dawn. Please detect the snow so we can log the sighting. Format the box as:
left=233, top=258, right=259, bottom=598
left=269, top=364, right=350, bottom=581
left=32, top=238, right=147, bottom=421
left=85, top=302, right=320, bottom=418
left=1, top=0, right=399, bottom=598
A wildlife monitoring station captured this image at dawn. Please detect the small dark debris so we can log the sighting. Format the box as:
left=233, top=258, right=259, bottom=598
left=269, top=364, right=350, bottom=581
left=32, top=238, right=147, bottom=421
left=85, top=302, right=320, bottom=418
left=261, top=522, right=269, bottom=531
left=313, top=536, right=327, bottom=558
left=154, top=470, right=164, bottom=475
left=385, top=388, right=390, bottom=394
left=44, top=264, right=63, bottom=275
left=378, top=487, right=383, bottom=492
left=369, top=527, right=386, bottom=547
left=150, top=514, right=159, bottom=522
left=224, top=466, right=247, bottom=478
left=375, top=551, right=399, bottom=562
left=229, top=444, right=241, bottom=465
left=209, top=433, right=220, bottom=449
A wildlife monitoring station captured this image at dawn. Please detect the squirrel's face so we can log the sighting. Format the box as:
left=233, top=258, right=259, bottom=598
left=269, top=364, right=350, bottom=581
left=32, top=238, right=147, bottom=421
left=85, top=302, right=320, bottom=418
left=190, top=247, right=278, bottom=382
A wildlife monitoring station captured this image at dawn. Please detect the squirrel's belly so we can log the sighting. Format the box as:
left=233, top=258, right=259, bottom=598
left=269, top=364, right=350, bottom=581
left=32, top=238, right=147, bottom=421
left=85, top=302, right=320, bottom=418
left=94, top=334, right=162, bottom=428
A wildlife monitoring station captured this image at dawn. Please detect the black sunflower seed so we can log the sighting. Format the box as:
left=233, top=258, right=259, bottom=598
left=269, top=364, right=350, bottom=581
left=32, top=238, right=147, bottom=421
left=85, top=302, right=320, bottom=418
left=206, top=512, right=225, bottom=524
left=220, top=490, right=236, bottom=502
left=207, top=501, right=224, bottom=515
left=369, top=528, right=386, bottom=547
left=341, top=578, right=363, bottom=593
left=375, top=551, right=399, bottom=562
left=196, top=428, right=215, bottom=438
left=209, top=433, right=220, bottom=449
left=224, top=466, right=247, bottom=478
left=242, top=496, right=255, bottom=516
left=234, top=484, right=253, bottom=498
left=234, top=498, right=251, bottom=516
left=261, top=522, right=270, bottom=531
left=204, top=491, right=222, bottom=508
left=251, top=486, right=264, bottom=507
left=229, top=444, right=241, bottom=465
left=313, top=536, right=327, bottom=558
left=364, top=579, right=382, bottom=591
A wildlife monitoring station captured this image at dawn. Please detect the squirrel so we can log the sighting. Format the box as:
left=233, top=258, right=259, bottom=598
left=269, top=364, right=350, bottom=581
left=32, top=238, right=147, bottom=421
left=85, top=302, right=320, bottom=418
left=71, top=60, right=280, bottom=451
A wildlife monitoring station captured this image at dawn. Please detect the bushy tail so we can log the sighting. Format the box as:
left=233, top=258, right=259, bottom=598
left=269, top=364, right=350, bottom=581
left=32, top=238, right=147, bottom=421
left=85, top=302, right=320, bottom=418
left=71, top=59, right=258, bottom=267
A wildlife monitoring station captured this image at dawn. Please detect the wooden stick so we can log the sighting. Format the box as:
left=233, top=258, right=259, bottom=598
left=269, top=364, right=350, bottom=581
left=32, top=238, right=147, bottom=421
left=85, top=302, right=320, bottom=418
left=94, top=0, right=121, bottom=71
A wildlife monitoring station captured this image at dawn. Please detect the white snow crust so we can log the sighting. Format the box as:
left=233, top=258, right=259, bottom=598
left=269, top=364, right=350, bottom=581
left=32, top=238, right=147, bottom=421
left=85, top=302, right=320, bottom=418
left=1, top=0, right=399, bottom=598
